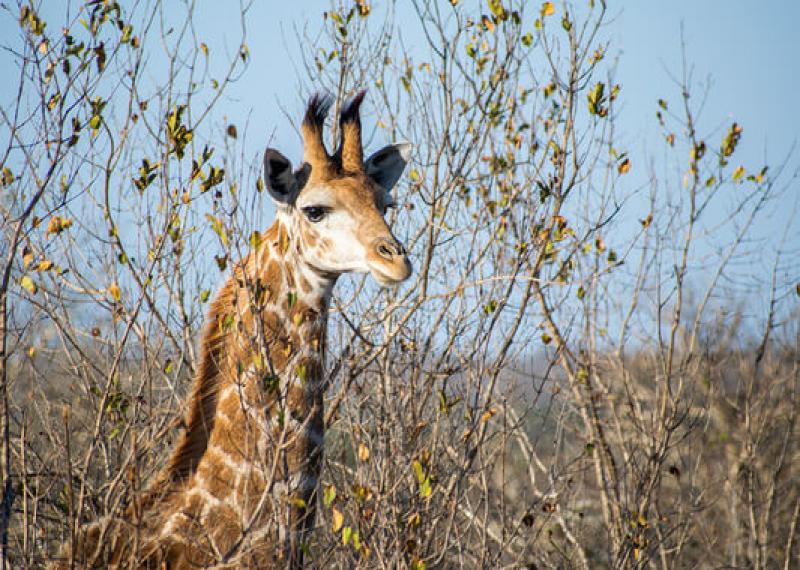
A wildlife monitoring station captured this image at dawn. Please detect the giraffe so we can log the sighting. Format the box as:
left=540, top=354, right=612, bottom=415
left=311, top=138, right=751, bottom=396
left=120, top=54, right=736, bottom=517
left=58, top=91, right=412, bottom=568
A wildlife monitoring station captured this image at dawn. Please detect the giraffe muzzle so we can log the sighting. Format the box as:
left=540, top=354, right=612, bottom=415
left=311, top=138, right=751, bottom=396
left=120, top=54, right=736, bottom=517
left=369, top=237, right=412, bottom=285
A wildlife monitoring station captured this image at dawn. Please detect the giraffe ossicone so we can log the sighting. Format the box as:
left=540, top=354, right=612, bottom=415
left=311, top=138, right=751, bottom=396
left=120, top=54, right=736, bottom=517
left=57, top=91, right=412, bottom=569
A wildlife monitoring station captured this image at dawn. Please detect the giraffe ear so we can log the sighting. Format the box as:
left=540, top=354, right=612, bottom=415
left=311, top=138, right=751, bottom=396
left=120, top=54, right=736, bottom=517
left=264, top=148, right=306, bottom=205
left=364, top=142, right=412, bottom=191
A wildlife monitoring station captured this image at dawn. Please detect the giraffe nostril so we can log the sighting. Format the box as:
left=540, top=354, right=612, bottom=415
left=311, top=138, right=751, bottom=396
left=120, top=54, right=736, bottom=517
left=376, top=239, right=403, bottom=260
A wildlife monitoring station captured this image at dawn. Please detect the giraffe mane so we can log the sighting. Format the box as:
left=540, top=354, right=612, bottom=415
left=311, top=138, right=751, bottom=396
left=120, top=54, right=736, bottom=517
left=144, top=282, right=233, bottom=501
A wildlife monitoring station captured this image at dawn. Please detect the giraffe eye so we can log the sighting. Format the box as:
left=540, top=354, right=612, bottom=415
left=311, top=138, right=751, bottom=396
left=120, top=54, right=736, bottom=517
left=302, top=206, right=328, bottom=223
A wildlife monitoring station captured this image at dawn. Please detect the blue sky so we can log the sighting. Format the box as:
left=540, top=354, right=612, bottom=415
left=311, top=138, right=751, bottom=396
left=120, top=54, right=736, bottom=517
left=199, top=1, right=800, bottom=176
left=613, top=1, right=800, bottom=166
left=2, top=1, right=798, bottom=317
left=3, top=2, right=796, bottom=201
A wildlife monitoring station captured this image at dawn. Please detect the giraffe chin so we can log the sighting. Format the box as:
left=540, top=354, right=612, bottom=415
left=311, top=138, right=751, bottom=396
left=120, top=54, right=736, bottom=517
left=369, top=262, right=412, bottom=287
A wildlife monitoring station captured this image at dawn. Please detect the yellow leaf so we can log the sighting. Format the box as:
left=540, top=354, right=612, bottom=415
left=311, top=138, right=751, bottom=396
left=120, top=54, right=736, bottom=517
left=482, top=15, right=495, bottom=33
left=20, top=276, right=37, bottom=294
left=541, top=333, right=552, bottom=345
left=46, top=216, right=73, bottom=236
left=357, top=442, right=370, bottom=462
left=480, top=408, right=496, bottom=423
left=1, top=167, right=13, bottom=186
left=618, top=158, right=631, bottom=174
left=289, top=497, right=306, bottom=509
left=37, top=259, right=53, bottom=271
left=199, top=42, right=208, bottom=56
left=108, top=282, right=121, bottom=302
left=331, top=508, right=343, bottom=533
left=732, top=165, right=745, bottom=182
left=22, top=250, right=34, bottom=268
left=541, top=2, right=555, bottom=17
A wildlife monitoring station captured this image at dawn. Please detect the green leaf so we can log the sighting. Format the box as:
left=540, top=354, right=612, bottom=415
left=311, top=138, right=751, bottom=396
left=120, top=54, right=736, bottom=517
left=220, top=313, right=235, bottom=332
left=342, top=526, right=352, bottom=546
left=488, top=0, right=506, bottom=19
left=587, top=82, right=607, bottom=117
left=521, top=32, right=533, bottom=47
left=419, top=477, right=432, bottom=498
left=121, top=24, right=133, bottom=43
left=205, top=214, right=228, bottom=247
left=323, top=485, right=337, bottom=508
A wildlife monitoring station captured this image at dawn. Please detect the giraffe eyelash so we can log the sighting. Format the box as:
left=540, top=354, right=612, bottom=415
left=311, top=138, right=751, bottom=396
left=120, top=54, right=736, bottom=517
left=301, top=205, right=330, bottom=223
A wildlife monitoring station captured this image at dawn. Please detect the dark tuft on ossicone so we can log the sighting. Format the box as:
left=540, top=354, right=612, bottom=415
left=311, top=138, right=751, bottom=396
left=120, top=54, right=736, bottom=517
left=303, top=93, right=334, bottom=130
left=340, top=89, right=367, bottom=125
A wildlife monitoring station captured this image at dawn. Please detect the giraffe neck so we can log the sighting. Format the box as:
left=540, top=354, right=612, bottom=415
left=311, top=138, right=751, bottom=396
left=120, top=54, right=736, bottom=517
left=151, top=215, right=339, bottom=565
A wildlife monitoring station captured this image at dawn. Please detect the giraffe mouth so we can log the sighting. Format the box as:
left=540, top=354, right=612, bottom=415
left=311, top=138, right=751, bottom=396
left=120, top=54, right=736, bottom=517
left=369, top=259, right=412, bottom=287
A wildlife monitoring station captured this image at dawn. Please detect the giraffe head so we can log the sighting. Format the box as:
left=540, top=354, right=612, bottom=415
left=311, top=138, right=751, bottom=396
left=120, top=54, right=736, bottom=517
left=263, top=92, right=412, bottom=286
